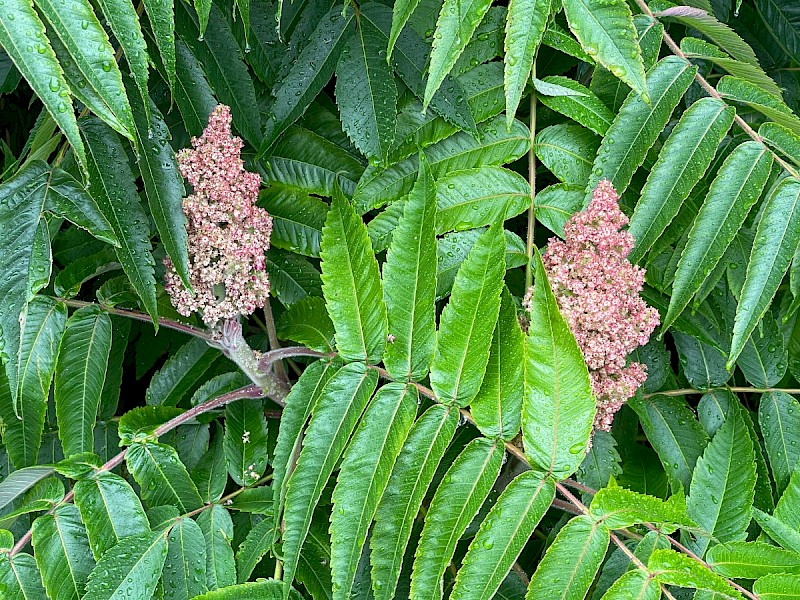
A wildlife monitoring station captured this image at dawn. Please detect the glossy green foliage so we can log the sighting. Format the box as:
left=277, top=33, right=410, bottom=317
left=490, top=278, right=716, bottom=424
left=2, top=0, right=800, bottom=597
left=523, top=250, right=594, bottom=478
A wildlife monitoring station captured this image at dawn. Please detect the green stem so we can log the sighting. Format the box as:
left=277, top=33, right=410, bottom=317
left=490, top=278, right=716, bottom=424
left=525, top=64, right=538, bottom=291
left=9, top=383, right=266, bottom=557
left=644, top=386, right=800, bottom=398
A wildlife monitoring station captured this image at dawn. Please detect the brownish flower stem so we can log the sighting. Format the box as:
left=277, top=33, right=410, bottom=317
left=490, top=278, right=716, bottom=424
left=60, top=298, right=213, bottom=342
left=263, top=299, right=288, bottom=383
left=645, top=387, right=800, bottom=398
left=634, top=0, right=800, bottom=180
left=9, top=383, right=264, bottom=557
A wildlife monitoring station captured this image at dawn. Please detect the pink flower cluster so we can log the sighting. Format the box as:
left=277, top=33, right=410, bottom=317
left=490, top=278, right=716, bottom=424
left=528, top=180, right=659, bottom=431
left=164, top=105, right=272, bottom=326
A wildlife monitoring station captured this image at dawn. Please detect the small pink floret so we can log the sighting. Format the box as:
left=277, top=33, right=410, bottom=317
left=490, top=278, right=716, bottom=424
left=528, top=180, right=660, bottom=431
left=164, top=105, right=273, bottom=326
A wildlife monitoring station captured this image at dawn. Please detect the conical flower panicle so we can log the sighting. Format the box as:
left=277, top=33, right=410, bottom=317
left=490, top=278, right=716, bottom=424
left=164, top=105, right=273, bottom=326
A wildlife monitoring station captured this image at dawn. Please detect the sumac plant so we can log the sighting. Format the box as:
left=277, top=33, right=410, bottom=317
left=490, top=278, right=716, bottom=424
left=3, top=0, right=800, bottom=598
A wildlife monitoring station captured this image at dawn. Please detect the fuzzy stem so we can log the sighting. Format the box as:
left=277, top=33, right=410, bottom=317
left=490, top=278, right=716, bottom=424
left=9, top=383, right=264, bottom=557
left=61, top=298, right=213, bottom=342
left=635, top=0, right=799, bottom=179
left=645, top=386, right=800, bottom=398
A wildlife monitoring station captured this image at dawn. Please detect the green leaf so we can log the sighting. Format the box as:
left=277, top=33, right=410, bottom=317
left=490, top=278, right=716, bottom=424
left=353, top=115, right=530, bottom=213
left=35, top=0, right=134, bottom=139
left=657, top=4, right=757, bottom=66
left=752, top=0, right=800, bottom=58
left=435, top=167, right=530, bottom=235
left=0, top=6, right=85, bottom=166
left=561, top=0, right=647, bottom=100
left=451, top=471, right=555, bottom=600
left=387, top=0, right=420, bottom=60
left=760, top=122, right=800, bottom=167
left=296, top=522, right=333, bottom=599
left=538, top=76, right=615, bottom=135
left=259, top=6, right=354, bottom=156
left=0, top=552, right=47, bottom=599
left=753, top=507, right=800, bottom=554
left=266, top=248, right=322, bottom=307
left=365, top=3, right=477, bottom=136
left=235, top=517, right=275, bottom=583
left=320, top=191, right=387, bottom=363
left=628, top=98, right=735, bottom=263
left=706, top=541, right=800, bottom=579
left=143, top=0, right=175, bottom=91
left=331, top=384, right=417, bottom=599
left=383, top=153, right=437, bottom=381
left=665, top=141, right=773, bottom=331
left=164, top=517, right=208, bottom=600
left=697, top=390, right=774, bottom=513
left=718, top=76, right=800, bottom=136
left=82, top=531, right=167, bottom=600
left=128, top=84, right=189, bottom=289
left=54, top=307, right=112, bottom=458
left=264, top=125, right=364, bottom=198
left=197, top=505, right=235, bottom=590
left=648, top=548, right=743, bottom=599
left=224, top=398, right=268, bottom=486
left=534, top=123, right=599, bottom=187
left=759, top=391, right=800, bottom=495
left=672, top=331, right=729, bottom=388
left=754, top=573, right=800, bottom=599
left=73, top=471, right=150, bottom=559
left=0, top=162, right=49, bottom=404
left=126, top=441, right=204, bottom=513
left=589, top=485, right=693, bottom=530
left=0, top=475, right=63, bottom=520
left=257, top=187, right=327, bottom=258
left=146, top=337, right=221, bottom=407
left=275, top=297, right=334, bottom=353
left=336, top=18, right=397, bottom=164
left=504, top=0, right=552, bottom=123
left=738, top=309, right=787, bottom=386
left=81, top=118, right=158, bottom=324
left=471, top=287, right=524, bottom=441
left=728, top=177, right=800, bottom=367
left=31, top=504, right=95, bottom=600
left=281, top=363, right=378, bottom=593
left=629, top=394, right=709, bottom=492
left=600, top=569, right=660, bottom=600
left=0, top=466, right=55, bottom=513
left=534, top=184, right=583, bottom=238
left=370, top=404, right=458, bottom=600
left=584, top=56, right=696, bottom=202
left=525, top=515, right=610, bottom=600
left=423, top=0, right=493, bottom=110
left=578, top=430, right=622, bottom=493
left=523, top=249, right=595, bottom=479
left=44, top=168, right=118, bottom=246
left=96, top=0, right=149, bottom=125
left=687, top=409, right=756, bottom=556
left=177, top=2, right=261, bottom=147
left=430, top=223, right=505, bottom=407
left=195, top=579, right=299, bottom=600
left=269, top=360, right=340, bottom=548
left=118, top=406, right=183, bottom=443
left=680, top=37, right=782, bottom=98
left=171, top=39, right=215, bottom=138
left=3, top=297, right=67, bottom=469
left=192, top=424, right=227, bottom=503
left=410, top=438, right=504, bottom=599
